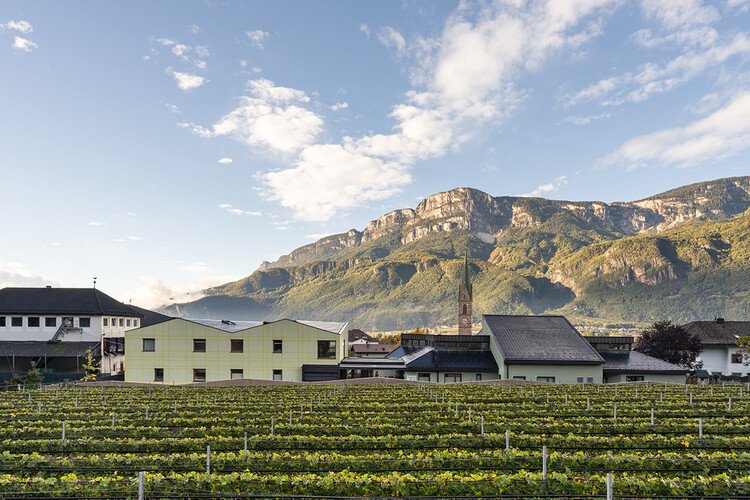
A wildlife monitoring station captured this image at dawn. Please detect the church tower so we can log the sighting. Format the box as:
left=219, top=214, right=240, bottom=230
left=458, top=252, right=473, bottom=335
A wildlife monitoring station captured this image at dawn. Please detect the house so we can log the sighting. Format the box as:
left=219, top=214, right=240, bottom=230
left=351, top=343, right=397, bottom=358
left=480, top=315, right=604, bottom=383
left=585, top=336, right=688, bottom=383
left=123, top=318, right=348, bottom=384
left=348, top=329, right=374, bottom=346
left=0, top=286, right=168, bottom=381
left=681, top=319, right=750, bottom=377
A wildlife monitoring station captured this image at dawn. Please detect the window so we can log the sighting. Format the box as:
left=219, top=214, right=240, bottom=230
left=475, top=373, right=483, bottom=381
left=126, top=319, right=131, bottom=327
left=119, top=318, right=124, bottom=327
left=28, top=317, right=40, bottom=327
left=273, top=339, right=283, bottom=353
left=193, top=339, right=206, bottom=352
left=230, top=369, right=243, bottom=380
left=133, top=319, right=139, bottom=327
left=231, top=339, right=244, bottom=353
left=103, top=337, right=125, bottom=355
left=193, top=369, right=206, bottom=382
left=537, top=376, right=555, bottom=383
left=103, top=318, right=108, bottom=327
left=111, top=318, right=116, bottom=326
left=586, top=377, right=594, bottom=384
left=512, top=376, right=526, bottom=380
left=317, top=340, right=336, bottom=359
left=417, top=373, right=431, bottom=382
left=731, top=353, right=744, bottom=364
left=272, top=369, right=282, bottom=381
left=79, top=318, right=91, bottom=328
left=154, top=368, right=164, bottom=382
left=444, top=373, right=462, bottom=383
left=462, top=304, right=468, bottom=314
left=625, top=375, right=645, bottom=382
left=0, top=317, right=5, bottom=327
left=11, top=317, right=22, bottom=327
left=45, top=317, right=56, bottom=328
left=577, top=377, right=584, bottom=383
left=142, top=338, right=155, bottom=352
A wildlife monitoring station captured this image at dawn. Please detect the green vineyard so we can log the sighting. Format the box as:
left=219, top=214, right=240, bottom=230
left=1, top=382, right=750, bottom=498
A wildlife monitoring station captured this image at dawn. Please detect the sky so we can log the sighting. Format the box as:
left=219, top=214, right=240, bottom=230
left=1, top=0, right=750, bottom=308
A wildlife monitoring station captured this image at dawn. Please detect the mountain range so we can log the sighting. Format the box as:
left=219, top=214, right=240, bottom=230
left=161, top=176, right=750, bottom=330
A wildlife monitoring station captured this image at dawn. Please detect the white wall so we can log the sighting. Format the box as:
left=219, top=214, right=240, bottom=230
left=697, top=346, right=749, bottom=376
left=0, top=315, right=102, bottom=342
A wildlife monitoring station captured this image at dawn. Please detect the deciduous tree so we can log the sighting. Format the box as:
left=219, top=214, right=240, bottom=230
left=634, top=320, right=702, bottom=368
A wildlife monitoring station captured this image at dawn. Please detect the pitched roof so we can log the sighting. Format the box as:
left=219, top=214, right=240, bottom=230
left=0, top=287, right=140, bottom=317
left=404, top=349, right=498, bottom=372
left=352, top=343, right=397, bottom=354
left=601, top=351, right=689, bottom=375
left=0, top=341, right=100, bottom=358
left=482, top=315, right=604, bottom=364
left=169, top=318, right=347, bottom=334
left=127, top=305, right=172, bottom=327
left=681, top=320, right=750, bottom=347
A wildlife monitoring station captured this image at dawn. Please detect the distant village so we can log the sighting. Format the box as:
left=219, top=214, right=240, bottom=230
left=0, top=255, right=747, bottom=386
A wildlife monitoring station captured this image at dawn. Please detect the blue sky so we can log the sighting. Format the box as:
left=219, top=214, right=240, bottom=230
left=1, top=0, right=749, bottom=307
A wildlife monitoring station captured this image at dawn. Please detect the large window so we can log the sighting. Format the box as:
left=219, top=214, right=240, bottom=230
left=231, top=339, right=244, bottom=353
left=103, top=337, right=125, bottom=355
left=142, top=338, right=155, bottom=352
left=475, top=373, right=483, bottom=382
left=732, top=353, right=744, bottom=364
left=103, top=318, right=108, bottom=327
left=273, top=339, right=283, bottom=353
left=27, top=317, right=40, bottom=327
left=0, top=317, right=5, bottom=327
left=272, top=369, right=282, bottom=381
left=79, top=318, right=91, bottom=328
left=317, top=340, right=336, bottom=359
left=230, top=369, right=243, bottom=380
left=11, top=317, right=22, bottom=327
left=512, top=376, right=526, bottom=380
left=444, top=373, right=462, bottom=383
left=193, top=339, right=206, bottom=353
left=45, top=317, right=56, bottom=328
left=417, top=373, right=431, bottom=382
left=536, top=376, right=555, bottom=383
left=625, top=375, right=645, bottom=382
left=154, top=368, right=164, bottom=382
left=193, top=369, right=206, bottom=382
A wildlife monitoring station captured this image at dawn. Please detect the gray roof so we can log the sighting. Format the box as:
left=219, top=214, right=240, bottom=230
left=296, top=320, right=347, bottom=334
left=483, top=315, right=604, bottom=364
left=180, top=318, right=346, bottom=334
left=601, top=351, right=689, bottom=375
left=0, top=341, right=100, bottom=358
left=404, top=349, right=498, bottom=372
left=682, top=320, right=750, bottom=347
left=0, top=287, right=140, bottom=317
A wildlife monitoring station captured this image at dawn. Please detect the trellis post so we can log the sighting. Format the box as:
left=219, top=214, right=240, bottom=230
left=243, top=432, right=248, bottom=459
left=480, top=415, right=484, bottom=437
left=138, top=471, right=144, bottom=500
left=62, top=421, right=66, bottom=442
left=698, top=417, right=703, bottom=438
left=542, top=446, right=547, bottom=481
left=650, top=407, right=655, bottom=427
left=206, top=445, right=211, bottom=474
left=505, top=429, right=510, bottom=451
left=606, top=472, right=613, bottom=500
left=271, top=417, right=275, bottom=436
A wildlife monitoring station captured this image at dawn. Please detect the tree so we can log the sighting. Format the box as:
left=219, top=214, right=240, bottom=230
left=737, top=337, right=750, bottom=365
left=80, top=350, right=100, bottom=382
left=633, top=320, right=702, bottom=368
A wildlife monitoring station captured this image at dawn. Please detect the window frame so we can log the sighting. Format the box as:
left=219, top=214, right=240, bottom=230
left=272, top=369, right=282, bottom=381
left=79, top=317, right=91, bottom=328
left=417, top=372, right=431, bottom=382
left=193, top=368, right=206, bottom=383
left=731, top=352, right=743, bottom=364
left=27, top=317, right=40, bottom=328
left=475, top=373, right=483, bottom=382
left=230, top=369, right=244, bottom=380
left=536, top=376, right=556, bottom=383
left=317, top=340, right=337, bottom=359
left=625, top=375, right=645, bottom=382
left=103, top=318, right=108, bottom=327
left=0, top=317, right=5, bottom=327
left=512, top=376, right=526, bottom=380
left=272, top=339, right=283, bottom=353
left=45, top=317, right=57, bottom=328
left=11, top=317, right=22, bottom=327
left=142, top=338, right=155, bottom=352
left=230, top=339, right=244, bottom=353
left=193, top=339, right=207, bottom=353
left=154, top=368, right=164, bottom=382
left=443, top=373, right=462, bottom=383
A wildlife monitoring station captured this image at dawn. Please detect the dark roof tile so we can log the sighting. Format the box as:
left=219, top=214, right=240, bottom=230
left=681, top=321, right=750, bottom=346
left=0, top=288, right=140, bottom=317
left=601, top=351, right=688, bottom=375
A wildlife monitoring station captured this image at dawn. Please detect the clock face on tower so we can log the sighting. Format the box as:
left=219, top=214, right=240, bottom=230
left=461, top=317, right=468, bottom=325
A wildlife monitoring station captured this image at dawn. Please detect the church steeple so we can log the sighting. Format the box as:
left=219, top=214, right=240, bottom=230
left=458, top=251, right=473, bottom=335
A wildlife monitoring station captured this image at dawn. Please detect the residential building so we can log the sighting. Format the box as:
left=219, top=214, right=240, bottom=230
left=480, top=315, right=604, bottom=383
left=585, top=336, right=688, bottom=383
left=348, top=329, right=374, bottom=346
left=682, top=319, right=750, bottom=377
left=124, top=318, right=348, bottom=384
left=351, top=343, right=397, bottom=358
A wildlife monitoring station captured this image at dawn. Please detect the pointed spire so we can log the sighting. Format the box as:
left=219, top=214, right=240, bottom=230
left=461, top=251, right=472, bottom=299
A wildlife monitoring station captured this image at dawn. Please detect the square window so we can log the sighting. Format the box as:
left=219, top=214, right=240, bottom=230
left=193, top=339, right=206, bottom=352
left=317, top=340, right=336, bottom=359
left=230, top=369, right=243, bottom=380
left=273, top=339, right=283, bottom=353
left=79, top=318, right=91, bottom=328
left=231, top=339, right=244, bottom=353
left=142, top=338, right=155, bottom=352
left=103, top=318, right=108, bottom=327
left=193, top=369, right=206, bottom=382
left=731, top=353, right=743, bottom=364
left=28, top=317, right=40, bottom=328
left=11, top=317, right=22, bottom=327
left=154, top=368, right=164, bottom=382
left=586, top=377, right=594, bottom=384
left=126, top=319, right=131, bottom=327
left=45, top=317, right=56, bottom=328
left=272, top=369, right=282, bottom=381
left=577, top=376, right=584, bottom=384
left=475, top=373, right=483, bottom=382
left=0, top=317, right=5, bottom=327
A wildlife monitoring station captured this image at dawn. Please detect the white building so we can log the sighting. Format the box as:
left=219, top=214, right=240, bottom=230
left=682, top=319, right=750, bottom=377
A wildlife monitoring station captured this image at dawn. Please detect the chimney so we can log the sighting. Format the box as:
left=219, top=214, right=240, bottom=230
left=46, top=285, right=52, bottom=289
left=716, top=317, right=725, bottom=324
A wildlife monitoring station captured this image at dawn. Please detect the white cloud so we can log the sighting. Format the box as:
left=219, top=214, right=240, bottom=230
left=218, top=203, right=262, bottom=217
left=167, top=68, right=205, bottom=91
left=152, top=38, right=209, bottom=72
left=246, top=30, right=269, bottom=48
left=88, top=221, right=106, bottom=226
left=601, top=91, right=750, bottom=168
left=0, top=262, right=55, bottom=288
left=330, top=101, right=349, bottom=111
left=182, top=78, right=322, bottom=153
left=1, top=20, right=32, bottom=33
left=186, top=23, right=202, bottom=34
left=165, top=103, right=181, bottom=114
left=377, top=26, right=406, bottom=56
left=217, top=157, right=233, bottom=165
left=564, top=112, right=612, bottom=125
left=359, top=24, right=370, bottom=39
left=12, top=36, right=37, bottom=52
left=522, top=176, right=569, bottom=197
left=124, top=276, right=236, bottom=309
